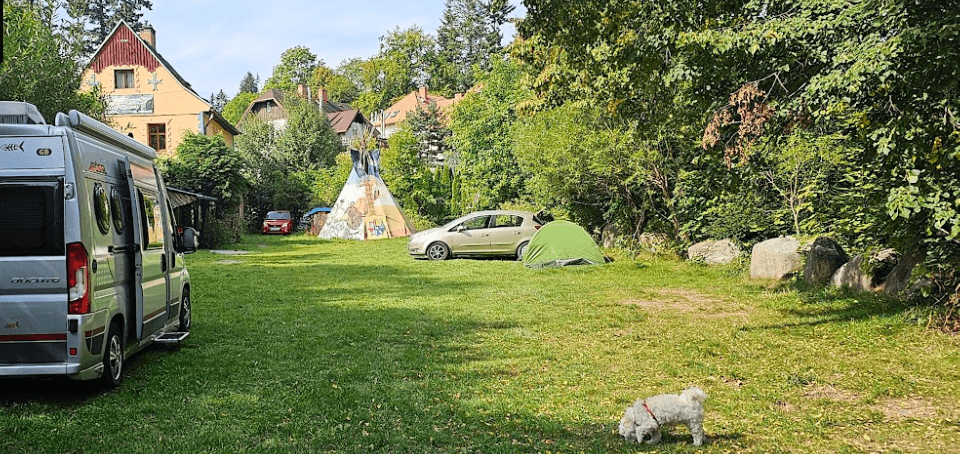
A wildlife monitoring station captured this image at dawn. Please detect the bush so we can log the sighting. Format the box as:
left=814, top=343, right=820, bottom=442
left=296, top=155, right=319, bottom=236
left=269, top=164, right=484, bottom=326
left=202, top=213, right=243, bottom=248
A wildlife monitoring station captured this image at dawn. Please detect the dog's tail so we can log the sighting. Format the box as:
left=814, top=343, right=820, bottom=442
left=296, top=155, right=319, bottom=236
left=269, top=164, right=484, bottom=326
left=682, top=387, right=707, bottom=404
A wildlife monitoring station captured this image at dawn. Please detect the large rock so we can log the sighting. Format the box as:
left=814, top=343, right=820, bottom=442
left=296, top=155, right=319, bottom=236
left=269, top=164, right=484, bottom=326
left=830, top=248, right=899, bottom=292
left=688, top=239, right=740, bottom=265
left=638, top=232, right=670, bottom=253
left=750, top=237, right=802, bottom=280
left=601, top=224, right=622, bottom=248
left=884, top=248, right=924, bottom=298
left=830, top=254, right=873, bottom=292
left=803, top=237, right=849, bottom=285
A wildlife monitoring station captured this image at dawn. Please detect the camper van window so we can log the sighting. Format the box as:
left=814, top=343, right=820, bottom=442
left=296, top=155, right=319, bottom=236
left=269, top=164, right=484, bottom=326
left=93, top=184, right=111, bottom=235
left=137, top=190, right=149, bottom=250
left=110, top=186, right=125, bottom=234
left=142, top=193, right=164, bottom=249
left=0, top=183, right=63, bottom=257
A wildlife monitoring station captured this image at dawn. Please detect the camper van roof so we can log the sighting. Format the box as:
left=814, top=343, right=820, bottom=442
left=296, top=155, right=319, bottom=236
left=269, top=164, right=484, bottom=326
left=0, top=102, right=46, bottom=125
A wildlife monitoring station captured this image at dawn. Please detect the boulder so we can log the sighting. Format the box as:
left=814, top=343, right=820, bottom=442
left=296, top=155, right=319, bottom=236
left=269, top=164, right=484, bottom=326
left=601, top=224, right=622, bottom=249
left=688, top=239, right=740, bottom=265
left=802, top=237, right=849, bottom=285
left=830, top=255, right=873, bottom=292
left=750, top=237, right=802, bottom=280
left=829, top=248, right=899, bottom=292
left=884, top=248, right=924, bottom=298
left=638, top=232, right=670, bottom=253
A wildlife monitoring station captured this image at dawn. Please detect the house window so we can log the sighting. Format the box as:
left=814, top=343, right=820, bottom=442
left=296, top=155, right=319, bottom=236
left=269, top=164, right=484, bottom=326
left=114, top=69, right=135, bottom=89
left=148, top=124, right=166, bottom=152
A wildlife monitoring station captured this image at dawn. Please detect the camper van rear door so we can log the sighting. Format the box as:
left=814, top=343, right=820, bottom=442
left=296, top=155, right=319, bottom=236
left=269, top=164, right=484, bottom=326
left=121, top=157, right=144, bottom=341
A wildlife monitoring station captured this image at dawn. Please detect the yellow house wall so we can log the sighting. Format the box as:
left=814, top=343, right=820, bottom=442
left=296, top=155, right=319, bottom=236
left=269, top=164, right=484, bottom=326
left=82, top=64, right=235, bottom=155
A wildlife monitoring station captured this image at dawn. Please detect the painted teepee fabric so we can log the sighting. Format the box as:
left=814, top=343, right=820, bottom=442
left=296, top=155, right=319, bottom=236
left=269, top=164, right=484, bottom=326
left=318, top=149, right=415, bottom=240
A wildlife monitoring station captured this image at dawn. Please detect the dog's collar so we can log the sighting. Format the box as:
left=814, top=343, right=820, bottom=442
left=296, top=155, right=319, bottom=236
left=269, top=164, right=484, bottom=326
left=642, top=400, right=661, bottom=427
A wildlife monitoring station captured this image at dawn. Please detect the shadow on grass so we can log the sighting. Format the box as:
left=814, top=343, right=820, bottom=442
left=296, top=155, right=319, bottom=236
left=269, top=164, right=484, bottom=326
left=741, top=283, right=912, bottom=332
left=0, top=242, right=747, bottom=453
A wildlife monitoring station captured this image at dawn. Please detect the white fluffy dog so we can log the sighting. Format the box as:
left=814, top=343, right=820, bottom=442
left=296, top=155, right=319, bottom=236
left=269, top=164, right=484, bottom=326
left=618, top=387, right=707, bottom=446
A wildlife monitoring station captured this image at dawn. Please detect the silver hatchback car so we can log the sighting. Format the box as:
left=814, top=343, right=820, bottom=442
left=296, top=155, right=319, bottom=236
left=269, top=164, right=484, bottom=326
left=408, top=210, right=544, bottom=260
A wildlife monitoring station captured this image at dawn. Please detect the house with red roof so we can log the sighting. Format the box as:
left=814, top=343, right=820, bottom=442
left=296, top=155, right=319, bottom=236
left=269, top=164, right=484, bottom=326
left=80, top=21, right=240, bottom=155
left=369, top=86, right=465, bottom=139
left=238, top=86, right=376, bottom=147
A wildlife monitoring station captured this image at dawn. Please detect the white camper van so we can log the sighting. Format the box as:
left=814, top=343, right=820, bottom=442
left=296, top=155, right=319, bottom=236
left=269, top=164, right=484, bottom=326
left=0, top=102, right=197, bottom=387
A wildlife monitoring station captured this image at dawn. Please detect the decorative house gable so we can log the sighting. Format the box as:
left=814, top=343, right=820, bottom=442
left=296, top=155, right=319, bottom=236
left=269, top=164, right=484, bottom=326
left=89, top=24, right=160, bottom=73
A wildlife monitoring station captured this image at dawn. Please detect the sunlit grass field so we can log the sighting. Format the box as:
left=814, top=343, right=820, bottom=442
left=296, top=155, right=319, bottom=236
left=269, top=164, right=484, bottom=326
left=2, top=234, right=958, bottom=453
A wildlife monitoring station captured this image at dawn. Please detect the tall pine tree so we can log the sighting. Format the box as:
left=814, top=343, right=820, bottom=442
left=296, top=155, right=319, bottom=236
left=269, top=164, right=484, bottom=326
left=238, top=72, right=259, bottom=94
left=72, top=0, right=153, bottom=55
left=434, top=0, right=514, bottom=93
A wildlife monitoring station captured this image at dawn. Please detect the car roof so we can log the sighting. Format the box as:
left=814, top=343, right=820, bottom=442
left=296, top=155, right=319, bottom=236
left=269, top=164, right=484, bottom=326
left=467, top=210, right=534, bottom=216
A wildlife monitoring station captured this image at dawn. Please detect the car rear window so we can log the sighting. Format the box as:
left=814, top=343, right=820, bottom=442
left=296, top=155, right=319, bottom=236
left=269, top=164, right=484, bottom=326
left=266, top=211, right=290, bottom=220
left=494, top=215, right=524, bottom=227
left=0, top=182, right=63, bottom=256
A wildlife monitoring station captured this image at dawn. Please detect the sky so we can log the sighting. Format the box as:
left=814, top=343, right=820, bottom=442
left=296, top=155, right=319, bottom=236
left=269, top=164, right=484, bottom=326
left=138, top=0, right=526, bottom=101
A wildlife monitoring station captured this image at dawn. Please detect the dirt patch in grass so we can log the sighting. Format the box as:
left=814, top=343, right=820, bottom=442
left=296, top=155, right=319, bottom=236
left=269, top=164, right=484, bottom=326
left=775, top=400, right=797, bottom=412
left=720, top=376, right=745, bottom=389
left=618, top=288, right=751, bottom=318
left=803, top=384, right=859, bottom=402
left=211, top=250, right=250, bottom=255
left=875, top=396, right=942, bottom=420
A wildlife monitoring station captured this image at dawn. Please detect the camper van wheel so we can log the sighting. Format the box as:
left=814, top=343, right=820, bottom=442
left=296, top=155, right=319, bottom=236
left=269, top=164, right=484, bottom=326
left=102, top=322, right=124, bottom=388
left=427, top=242, right=450, bottom=261
left=179, top=292, right=192, bottom=332
left=517, top=242, right=529, bottom=260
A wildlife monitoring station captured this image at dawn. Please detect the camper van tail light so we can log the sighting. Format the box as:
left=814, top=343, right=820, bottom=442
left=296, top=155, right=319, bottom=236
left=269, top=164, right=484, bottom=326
left=67, top=242, right=90, bottom=314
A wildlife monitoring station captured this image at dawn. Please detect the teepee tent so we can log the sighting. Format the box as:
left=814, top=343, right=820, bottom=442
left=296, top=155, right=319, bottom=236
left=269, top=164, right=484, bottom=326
left=318, top=149, right=415, bottom=240
left=522, top=220, right=606, bottom=268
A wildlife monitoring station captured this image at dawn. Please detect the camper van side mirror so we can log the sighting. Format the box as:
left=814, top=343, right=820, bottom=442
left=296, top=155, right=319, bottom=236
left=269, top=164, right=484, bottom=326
left=180, top=227, right=199, bottom=253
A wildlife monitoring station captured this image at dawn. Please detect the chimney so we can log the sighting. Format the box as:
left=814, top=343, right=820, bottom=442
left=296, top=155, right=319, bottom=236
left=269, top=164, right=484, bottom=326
left=418, top=86, right=428, bottom=101
left=297, top=83, right=308, bottom=99
left=318, top=88, right=328, bottom=103
left=139, top=25, right=156, bottom=48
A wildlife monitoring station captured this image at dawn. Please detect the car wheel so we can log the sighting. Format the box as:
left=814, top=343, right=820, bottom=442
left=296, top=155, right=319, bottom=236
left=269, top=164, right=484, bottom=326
left=102, top=321, right=124, bottom=388
left=517, top=241, right=529, bottom=260
left=179, top=292, right=192, bottom=332
left=427, top=242, right=450, bottom=261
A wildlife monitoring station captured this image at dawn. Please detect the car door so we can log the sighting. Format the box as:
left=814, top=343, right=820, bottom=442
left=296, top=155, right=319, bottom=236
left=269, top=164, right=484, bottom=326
left=488, top=214, right=524, bottom=254
left=450, top=215, right=491, bottom=254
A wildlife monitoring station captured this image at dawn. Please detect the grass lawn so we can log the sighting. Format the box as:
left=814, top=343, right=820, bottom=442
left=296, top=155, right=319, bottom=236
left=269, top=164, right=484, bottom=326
left=2, top=234, right=959, bottom=453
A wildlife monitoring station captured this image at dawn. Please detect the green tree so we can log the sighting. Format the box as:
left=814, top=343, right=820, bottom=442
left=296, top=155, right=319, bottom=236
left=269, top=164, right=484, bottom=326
left=264, top=46, right=319, bottom=92
left=2, top=1, right=106, bottom=122
left=238, top=71, right=259, bottom=94
left=69, top=0, right=153, bottom=55
left=157, top=132, right=247, bottom=208
left=210, top=90, right=229, bottom=113
left=351, top=27, right=436, bottom=114
left=381, top=123, right=453, bottom=225
left=309, top=65, right=359, bottom=104
left=435, top=0, right=514, bottom=93
left=448, top=58, right=528, bottom=212
left=519, top=0, right=960, bottom=302
left=513, top=105, right=656, bottom=234
left=221, top=91, right=256, bottom=125
left=408, top=102, right=451, bottom=165
left=235, top=96, right=343, bottom=227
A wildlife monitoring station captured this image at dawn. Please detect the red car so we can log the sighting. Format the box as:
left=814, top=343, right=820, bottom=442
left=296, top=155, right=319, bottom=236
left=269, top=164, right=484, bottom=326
left=261, top=210, right=293, bottom=235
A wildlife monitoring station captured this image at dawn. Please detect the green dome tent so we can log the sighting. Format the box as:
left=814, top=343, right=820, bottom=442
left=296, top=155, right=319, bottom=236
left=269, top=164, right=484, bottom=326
left=522, top=220, right=606, bottom=268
